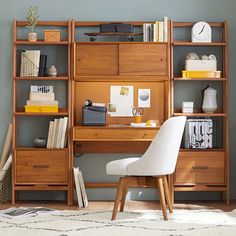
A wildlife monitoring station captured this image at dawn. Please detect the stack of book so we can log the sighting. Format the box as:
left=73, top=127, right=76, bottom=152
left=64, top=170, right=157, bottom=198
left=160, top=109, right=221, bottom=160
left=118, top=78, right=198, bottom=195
left=184, top=119, right=213, bottom=149
left=143, top=16, right=168, bottom=42
left=46, top=117, right=68, bottom=149
left=25, top=85, right=59, bottom=113
left=73, top=167, right=88, bottom=208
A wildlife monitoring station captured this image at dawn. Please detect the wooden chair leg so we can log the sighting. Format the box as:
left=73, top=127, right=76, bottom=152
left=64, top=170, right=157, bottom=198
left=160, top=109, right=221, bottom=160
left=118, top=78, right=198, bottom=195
left=120, top=186, right=128, bottom=212
left=163, top=176, right=173, bottom=213
left=157, top=177, right=168, bottom=221
left=111, top=177, right=124, bottom=221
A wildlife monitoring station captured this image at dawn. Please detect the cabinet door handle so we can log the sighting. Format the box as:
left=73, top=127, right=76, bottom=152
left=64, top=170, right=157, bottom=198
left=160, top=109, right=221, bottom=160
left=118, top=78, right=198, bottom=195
left=32, top=164, right=49, bottom=169
left=192, top=166, right=209, bottom=170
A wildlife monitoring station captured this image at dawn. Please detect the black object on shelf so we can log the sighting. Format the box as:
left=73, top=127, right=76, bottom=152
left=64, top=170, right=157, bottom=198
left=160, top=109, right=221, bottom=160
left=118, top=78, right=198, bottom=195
left=38, top=55, right=47, bottom=77
left=100, top=23, right=133, bottom=33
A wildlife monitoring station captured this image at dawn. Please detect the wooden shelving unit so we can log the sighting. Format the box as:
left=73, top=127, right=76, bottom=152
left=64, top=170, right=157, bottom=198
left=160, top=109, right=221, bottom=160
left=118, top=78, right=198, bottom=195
left=71, top=20, right=171, bottom=194
left=12, top=20, right=73, bottom=205
left=170, top=21, right=229, bottom=204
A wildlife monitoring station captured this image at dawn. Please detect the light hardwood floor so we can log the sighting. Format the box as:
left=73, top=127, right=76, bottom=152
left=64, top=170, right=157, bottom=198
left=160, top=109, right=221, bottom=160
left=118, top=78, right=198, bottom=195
left=0, top=200, right=235, bottom=211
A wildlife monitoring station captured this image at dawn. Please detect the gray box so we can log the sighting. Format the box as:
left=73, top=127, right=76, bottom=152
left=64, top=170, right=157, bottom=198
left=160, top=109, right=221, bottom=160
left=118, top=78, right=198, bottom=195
left=82, top=106, right=107, bottom=126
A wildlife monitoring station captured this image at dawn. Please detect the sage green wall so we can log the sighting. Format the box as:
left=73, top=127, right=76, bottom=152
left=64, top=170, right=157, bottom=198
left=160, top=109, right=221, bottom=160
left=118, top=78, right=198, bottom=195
left=0, top=0, right=236, bottom=201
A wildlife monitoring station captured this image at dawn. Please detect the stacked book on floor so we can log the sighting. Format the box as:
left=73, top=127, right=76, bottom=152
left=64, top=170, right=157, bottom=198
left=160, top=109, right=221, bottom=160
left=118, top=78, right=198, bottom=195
left=184, top=119, right=213, bottom=149
left=25, top=85, right=59, bottom=113
left=46, top=117, right=68, bottom=148
left=143, top=16, right=168, bottom=42
left=73, top=167, right=88, bottom=208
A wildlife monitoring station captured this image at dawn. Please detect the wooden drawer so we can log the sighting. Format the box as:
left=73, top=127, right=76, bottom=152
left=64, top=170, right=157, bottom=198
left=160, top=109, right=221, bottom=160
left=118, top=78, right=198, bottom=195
left=15, top=150, right=68, bottom=184
left=76, top=44, right=118, bottom=76
left=119, top=44, right=167, bottom=75
left=175, top=151, right=225, bottom=185
left=73, top=127, right=158, bottom=141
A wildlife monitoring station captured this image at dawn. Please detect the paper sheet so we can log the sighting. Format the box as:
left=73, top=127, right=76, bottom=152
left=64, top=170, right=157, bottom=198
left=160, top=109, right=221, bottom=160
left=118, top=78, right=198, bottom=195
left=138, top=89, right=151, bottom=108
left=109, top=86, right=134, bottom=117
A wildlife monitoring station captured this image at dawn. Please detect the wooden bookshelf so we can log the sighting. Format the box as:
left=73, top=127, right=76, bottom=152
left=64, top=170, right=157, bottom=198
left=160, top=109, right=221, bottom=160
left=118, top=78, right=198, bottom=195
left=170, top=21, right=229, bottom=204
left=12, top=20, right=73, bottom=205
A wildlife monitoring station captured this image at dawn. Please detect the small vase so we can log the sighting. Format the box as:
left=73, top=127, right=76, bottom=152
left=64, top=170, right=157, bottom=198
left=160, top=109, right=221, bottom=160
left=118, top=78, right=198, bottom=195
left=48, top=65, right=57, bottom=77
left=202, top=86, right=217, bottom=113
left=28, top=32, right=37, bottom=41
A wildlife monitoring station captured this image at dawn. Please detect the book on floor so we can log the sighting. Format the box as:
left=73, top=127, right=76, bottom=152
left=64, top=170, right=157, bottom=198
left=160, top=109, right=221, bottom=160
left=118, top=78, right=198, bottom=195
left=73, top=167, right=83, bottom=208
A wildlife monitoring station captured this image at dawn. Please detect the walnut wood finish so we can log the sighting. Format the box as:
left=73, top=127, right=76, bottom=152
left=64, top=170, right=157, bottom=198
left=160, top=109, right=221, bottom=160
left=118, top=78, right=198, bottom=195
left=111, top=176, right=171, bottom=221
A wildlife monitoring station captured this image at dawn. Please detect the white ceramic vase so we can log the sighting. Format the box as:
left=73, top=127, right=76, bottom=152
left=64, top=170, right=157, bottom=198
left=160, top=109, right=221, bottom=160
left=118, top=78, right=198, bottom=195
left=28, top=32, right=37, bottom=41
left=202, top=86, right=217, bottom=113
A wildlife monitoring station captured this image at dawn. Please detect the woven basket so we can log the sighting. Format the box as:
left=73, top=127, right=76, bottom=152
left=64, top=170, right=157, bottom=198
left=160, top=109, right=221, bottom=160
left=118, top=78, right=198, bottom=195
left=0, top=172, right=9, bottom=203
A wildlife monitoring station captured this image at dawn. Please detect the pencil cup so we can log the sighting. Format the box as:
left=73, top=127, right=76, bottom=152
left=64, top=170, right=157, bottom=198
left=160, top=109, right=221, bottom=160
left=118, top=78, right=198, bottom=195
left=133, top=115, right=142, bottom=123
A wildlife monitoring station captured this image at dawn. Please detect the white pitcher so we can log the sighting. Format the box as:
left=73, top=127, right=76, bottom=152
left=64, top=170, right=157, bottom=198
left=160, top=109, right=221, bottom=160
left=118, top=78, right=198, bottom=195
left=202, top=86, right=217, bottom=113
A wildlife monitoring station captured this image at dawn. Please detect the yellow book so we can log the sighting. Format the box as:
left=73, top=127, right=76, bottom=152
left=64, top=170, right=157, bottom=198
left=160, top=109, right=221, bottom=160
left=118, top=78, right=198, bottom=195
left=25, top=105, right=58, bottom=113
left=182, top=70, right=221, bottom=78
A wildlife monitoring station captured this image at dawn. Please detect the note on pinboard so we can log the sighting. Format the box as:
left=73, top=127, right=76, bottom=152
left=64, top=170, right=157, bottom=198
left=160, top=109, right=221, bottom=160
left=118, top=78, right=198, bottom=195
left=109, top=86, right=134, bottom=117
left=138, top=89, right=151, bottom=108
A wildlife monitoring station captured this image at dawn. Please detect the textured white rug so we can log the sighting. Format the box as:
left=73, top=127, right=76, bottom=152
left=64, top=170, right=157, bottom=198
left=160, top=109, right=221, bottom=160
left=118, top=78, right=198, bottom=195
left=0, top=209, right=236, bottom=236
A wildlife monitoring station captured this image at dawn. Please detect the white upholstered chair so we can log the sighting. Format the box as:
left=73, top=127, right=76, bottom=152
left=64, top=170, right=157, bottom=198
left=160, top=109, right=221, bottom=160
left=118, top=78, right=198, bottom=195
left=106, top=116, right=186, bottom=220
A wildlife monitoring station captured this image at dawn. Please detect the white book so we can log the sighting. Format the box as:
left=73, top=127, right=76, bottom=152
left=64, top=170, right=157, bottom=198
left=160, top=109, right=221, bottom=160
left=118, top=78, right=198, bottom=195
left=153, top=22, right=159, bottom=42
left=51, top=119, right=59, bottom=148
left=158, top=21, right=164, bottom=42
left=29, top=92, right=55, bottom=101
left=130, top=122, right=156, bottom=128
left=78, top=170, right=88, bottom=207
left=56, top=118, right=64, bottom=148
left=46, top=121, right=54, bottom=148
left=163, top=16, right=168, bottom=42
left=60, top=117, right=68, bottom=148
left=20, top=50, right=40, bottom=77
left=27, top=100, right=58, bottom=106
left=73, top=167, right=83, bottom=208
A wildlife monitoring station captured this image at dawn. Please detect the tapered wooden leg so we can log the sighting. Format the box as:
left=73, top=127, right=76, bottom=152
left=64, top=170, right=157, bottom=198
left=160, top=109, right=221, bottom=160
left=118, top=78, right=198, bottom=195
left=111, top=177, right=124, bottom=220
left=157, top=177, right=168, bottom=221
left=120, top=186, right=128, bottom=212
left=163, top=176, right=173, bottom=213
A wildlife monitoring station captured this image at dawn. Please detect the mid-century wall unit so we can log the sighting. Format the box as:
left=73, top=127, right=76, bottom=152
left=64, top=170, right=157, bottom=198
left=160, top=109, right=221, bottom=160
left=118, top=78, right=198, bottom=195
left=11, top=19, right=229, bottom=205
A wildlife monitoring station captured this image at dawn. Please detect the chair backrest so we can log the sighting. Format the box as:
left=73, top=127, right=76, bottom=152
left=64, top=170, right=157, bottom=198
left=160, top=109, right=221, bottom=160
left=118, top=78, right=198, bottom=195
left=128, top=116, right=186, bottom=176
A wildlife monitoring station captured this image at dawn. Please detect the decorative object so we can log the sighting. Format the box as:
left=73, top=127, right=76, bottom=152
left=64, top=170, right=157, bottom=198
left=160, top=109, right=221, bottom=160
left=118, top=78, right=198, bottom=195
left=48, top=65, right=57, bottom=77
left=202, top=86, right=218, bottom=113
left=192, top=21, right=212, bottom=43
left=182, top=102, right=194, bottom=113
left=138, top=89, right=151, bottom=108
left=44, top=30, right=61, bottom=42
left=0, top=209, right=236, bottom=235
left=26, top=6, right=39, bottom=42
left=33, top=137, right=47, bottom=148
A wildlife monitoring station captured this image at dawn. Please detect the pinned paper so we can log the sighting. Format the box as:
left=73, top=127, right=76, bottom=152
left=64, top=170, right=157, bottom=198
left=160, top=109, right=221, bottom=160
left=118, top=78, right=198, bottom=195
left=138, top=89, right=151, bottom=108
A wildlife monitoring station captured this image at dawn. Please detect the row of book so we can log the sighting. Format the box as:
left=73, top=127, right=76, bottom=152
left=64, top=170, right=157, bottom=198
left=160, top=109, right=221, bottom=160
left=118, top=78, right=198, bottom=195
left=19, top=50, right=47, bottom=77
left=25, top=85, right=59, bottom=113
left=73, top=167, right=88, bottom=208
left=143, top=16, right=168, bottom=42
left=184, top=119, right=213, bottom=149
left=46, top=117, right=68, bottom=148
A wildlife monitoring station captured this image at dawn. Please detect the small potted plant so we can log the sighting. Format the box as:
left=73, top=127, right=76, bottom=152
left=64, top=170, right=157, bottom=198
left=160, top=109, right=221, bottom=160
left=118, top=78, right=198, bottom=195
left=26, top=6, right=39, bottom=41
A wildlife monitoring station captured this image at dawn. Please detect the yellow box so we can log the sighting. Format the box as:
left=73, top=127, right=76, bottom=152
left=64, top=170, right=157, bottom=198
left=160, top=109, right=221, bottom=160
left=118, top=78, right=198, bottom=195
left=182, top=70, right=221, bottom=78
left=25, top=105, right=58, bottom=113
left=44, top=30, right=61, bottom=42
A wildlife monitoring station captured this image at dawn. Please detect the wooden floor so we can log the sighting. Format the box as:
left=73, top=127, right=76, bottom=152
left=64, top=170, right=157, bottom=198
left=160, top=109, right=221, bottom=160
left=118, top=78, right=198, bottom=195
left=0, top=200, right=235, bottom=212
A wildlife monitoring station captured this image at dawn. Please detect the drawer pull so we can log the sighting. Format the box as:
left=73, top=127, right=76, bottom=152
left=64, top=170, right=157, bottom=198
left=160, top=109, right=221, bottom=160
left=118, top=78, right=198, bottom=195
left=32, top=164, right=49, bottom=169
left=192, top=166, right=209, bottom=170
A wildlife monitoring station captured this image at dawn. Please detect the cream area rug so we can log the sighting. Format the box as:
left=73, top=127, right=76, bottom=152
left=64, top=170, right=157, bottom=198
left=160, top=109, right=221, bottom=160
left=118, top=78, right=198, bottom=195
left=0, top=209, right=236, bottom=236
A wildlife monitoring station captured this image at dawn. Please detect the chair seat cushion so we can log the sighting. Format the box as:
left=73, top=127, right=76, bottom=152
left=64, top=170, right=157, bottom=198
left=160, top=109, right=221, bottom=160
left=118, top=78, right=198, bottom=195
left=106, top=158, right=139, bottom=175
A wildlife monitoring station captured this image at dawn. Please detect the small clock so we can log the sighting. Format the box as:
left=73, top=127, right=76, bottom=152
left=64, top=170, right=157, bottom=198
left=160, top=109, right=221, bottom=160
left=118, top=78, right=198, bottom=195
left=192, top=21, right=212, bottom=43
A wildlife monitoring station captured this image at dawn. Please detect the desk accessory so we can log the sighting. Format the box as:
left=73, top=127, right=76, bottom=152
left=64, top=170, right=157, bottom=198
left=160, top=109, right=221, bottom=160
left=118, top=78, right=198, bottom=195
left=82, top=106, right=107, bottom=126
left=182, top=102, right=194, bottom=113
left=132, top=107, right=144, bottom=123
left=191, top=21, right=212, bottom=43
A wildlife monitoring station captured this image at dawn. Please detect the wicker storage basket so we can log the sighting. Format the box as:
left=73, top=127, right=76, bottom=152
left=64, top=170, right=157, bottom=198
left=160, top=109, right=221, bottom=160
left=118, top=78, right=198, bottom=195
left=0, top=171, right=9, bottom=203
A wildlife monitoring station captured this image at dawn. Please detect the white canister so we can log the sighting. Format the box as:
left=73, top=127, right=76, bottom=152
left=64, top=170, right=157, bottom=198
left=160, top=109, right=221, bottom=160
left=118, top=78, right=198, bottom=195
left=202, top=86, right=217, bottom=113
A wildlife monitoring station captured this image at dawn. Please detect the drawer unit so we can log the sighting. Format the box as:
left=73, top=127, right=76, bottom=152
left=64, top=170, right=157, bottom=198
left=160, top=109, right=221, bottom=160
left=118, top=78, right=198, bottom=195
left=175, top=151, right=225, bottom=185
left=15, top=150, right=68, bottom=184
left=73, top=127, right=158, bottom=141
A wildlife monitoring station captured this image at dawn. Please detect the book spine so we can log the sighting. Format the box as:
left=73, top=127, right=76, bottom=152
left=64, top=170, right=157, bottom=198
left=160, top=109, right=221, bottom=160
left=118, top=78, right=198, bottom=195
left=163, top=16, right=168, bottom=42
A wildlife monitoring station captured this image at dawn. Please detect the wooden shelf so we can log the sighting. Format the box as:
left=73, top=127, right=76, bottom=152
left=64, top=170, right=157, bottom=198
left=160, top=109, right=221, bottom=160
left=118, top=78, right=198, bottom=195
left=15, top=40, right=69, bottom=45
left=173, top=77, right=227, bottom=81
left=14, top=76, right=69, bottom=80
left=16, top=147, right=68, bottom=151
left=14, top=108, right=68, bottom=116
left=76, top=41, right=168, bottom=45
left=173, top=112, right=227, bottom=117
left=173, top=41, right=226, bottom=46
